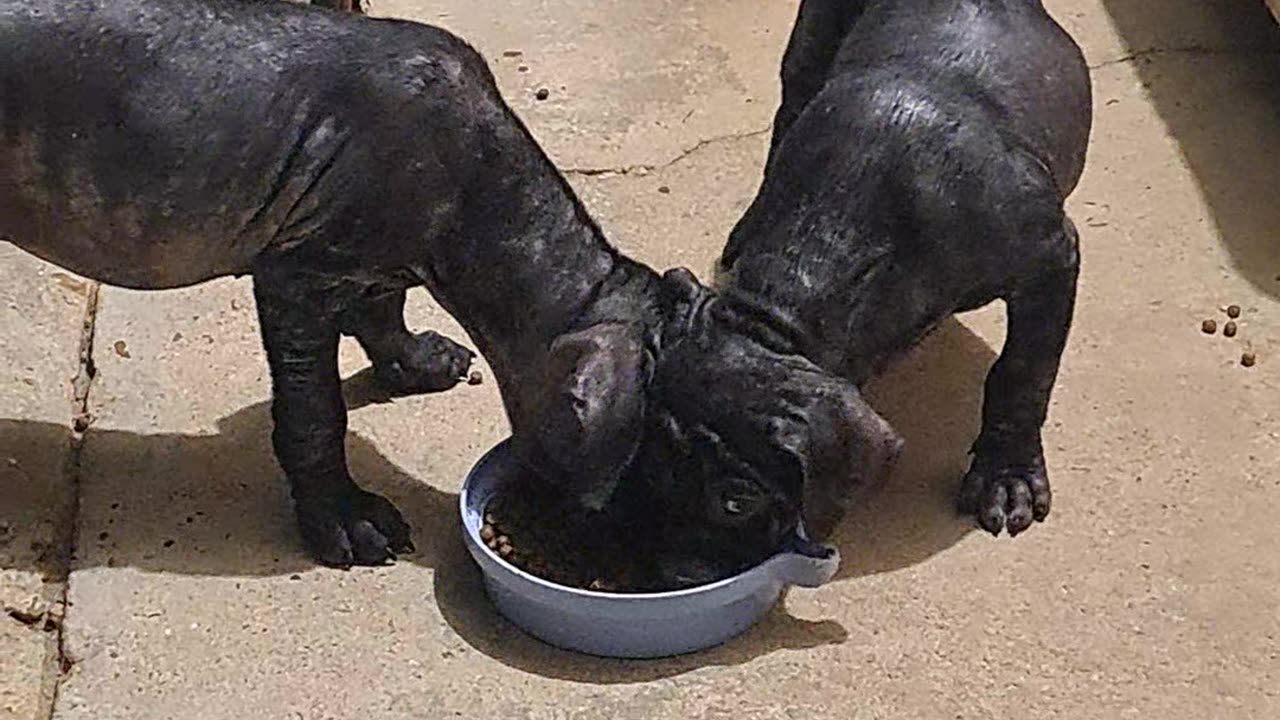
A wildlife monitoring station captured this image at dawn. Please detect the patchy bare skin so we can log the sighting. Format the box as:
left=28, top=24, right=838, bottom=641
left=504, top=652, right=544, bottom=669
left=620, top=0, right=1093, bottom=581
left=1, top=0, right=670, bottom=568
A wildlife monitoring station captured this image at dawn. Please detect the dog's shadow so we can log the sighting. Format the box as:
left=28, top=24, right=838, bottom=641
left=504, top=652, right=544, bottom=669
left=0, top=318, right=992, bottom=680
left=836, top=317, right=993, bottom=580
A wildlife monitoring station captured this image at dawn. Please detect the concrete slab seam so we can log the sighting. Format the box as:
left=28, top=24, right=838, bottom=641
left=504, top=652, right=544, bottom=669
left=37, top=281, right=100, bottom=720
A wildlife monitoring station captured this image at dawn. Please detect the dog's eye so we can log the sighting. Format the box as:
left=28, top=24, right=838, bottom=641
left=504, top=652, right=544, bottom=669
left=713, top=477, right=767, bottom=521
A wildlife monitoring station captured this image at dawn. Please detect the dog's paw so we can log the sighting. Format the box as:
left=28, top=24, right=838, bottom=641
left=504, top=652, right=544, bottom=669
left=295, top=489, right=415, bottom=568
left=957, top=443, right=1050, bottom=537
left=373, top=331, right=475, bottom=396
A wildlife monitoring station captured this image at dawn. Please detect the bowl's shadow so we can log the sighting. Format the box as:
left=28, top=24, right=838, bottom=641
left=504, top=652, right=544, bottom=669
left=0, top=319, right=993, bottom=680
left=1098, top=0, right=1280, bottom=296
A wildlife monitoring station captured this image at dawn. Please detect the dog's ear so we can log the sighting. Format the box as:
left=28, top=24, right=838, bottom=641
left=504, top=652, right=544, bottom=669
left=774, top=384, right=903, bottom=540
left=523, top=322, right=649, bottom=507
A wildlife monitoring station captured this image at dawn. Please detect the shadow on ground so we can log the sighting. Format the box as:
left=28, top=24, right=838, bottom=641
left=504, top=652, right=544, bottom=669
left=0, top=319, right=992, bottom=679
left=1099, top=0, right=1280, bottom=296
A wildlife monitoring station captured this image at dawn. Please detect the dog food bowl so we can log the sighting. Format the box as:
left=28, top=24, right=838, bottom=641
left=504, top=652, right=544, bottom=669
left=459, top=438, right=841, bottom=659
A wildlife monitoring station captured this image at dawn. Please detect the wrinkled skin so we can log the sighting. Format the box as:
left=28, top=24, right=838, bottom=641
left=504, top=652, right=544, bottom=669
left=1, top=0, right=668, bottom=567
left=605, top=0, right=1093, bottom=583
left=619, top=270, right=904, bottom=586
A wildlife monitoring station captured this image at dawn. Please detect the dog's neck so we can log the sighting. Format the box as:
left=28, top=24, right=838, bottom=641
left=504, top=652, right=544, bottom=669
left=714, top=247, right=904, bottom=387
left=413, top=137, right=662, bottom=415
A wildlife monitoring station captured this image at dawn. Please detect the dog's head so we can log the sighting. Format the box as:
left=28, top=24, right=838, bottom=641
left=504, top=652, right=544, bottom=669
left=630, top=268, right=904, bottom=584
left=514, top=268, right=901, bottom=586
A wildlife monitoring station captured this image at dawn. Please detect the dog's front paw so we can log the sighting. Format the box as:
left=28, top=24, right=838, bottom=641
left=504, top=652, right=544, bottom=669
left=957, top=438, right=1051, bottom=537
left=295, top=489, right=414, bottom=568
left=373, top=331, right=475, bottom=396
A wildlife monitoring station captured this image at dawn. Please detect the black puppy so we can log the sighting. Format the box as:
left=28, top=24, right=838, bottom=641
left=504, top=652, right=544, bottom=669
left=1, top=0, right=671, bottom=567
left=631, top=0, right=1092, bottom=579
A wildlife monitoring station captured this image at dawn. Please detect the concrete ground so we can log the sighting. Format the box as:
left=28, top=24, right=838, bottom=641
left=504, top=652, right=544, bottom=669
left=3, top=0, right=1280, bottom=717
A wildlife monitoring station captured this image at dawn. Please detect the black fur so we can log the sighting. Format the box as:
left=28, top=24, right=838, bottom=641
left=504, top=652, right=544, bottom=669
left=1, top=0, right=667, bottom=567
left=630, top=0, right=1092, bottom=581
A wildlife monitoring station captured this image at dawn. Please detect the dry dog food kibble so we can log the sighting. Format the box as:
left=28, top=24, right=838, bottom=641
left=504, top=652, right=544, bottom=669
left=1202, top=319, right=1217, bottom=334
left=480, top=475, right=738, bottom=593
left=1223, top=321, right=1238, bottom=338
left=1227, top=305, right=1242, bottom=319
left=1242, top=352, right=1257, bottom=367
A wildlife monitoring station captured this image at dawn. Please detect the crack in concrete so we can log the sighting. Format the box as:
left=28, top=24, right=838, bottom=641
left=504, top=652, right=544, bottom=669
left=563, top=127, right=770, bottom=178
left=1088, top=44, right=1280, bottom=70
left=69, top=283, right=99, bottom=436
left=37, top=280, right=100, bottom=720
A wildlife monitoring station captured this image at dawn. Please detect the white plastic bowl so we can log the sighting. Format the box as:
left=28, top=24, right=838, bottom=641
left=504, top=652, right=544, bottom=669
left=459, top=438, right=840, bottom=659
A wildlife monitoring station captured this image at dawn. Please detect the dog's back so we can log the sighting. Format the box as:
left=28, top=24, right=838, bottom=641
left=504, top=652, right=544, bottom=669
left=0, top=0, right=485, bottom=288
left=829, top=0, right=1090, bottom=194
left=719, top=0, right=1091, bottom=378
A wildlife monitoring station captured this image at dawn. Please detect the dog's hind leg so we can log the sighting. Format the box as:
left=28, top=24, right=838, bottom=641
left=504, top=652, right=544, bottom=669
left=339, top=289, right=474, bottom=396
left=958, top=216, right=1080, bottom=537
